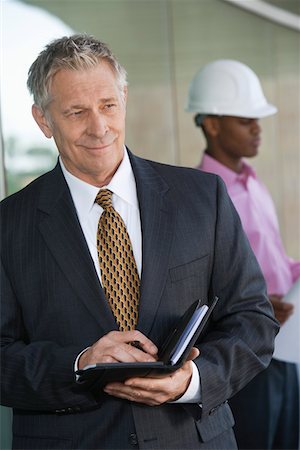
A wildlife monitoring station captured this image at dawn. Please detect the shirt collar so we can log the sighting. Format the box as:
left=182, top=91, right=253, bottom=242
left=60, top=147, right=138, bottom=219
left=199, top=152, right=257, bottom=189
left=106, top=148, right=138, bottom=209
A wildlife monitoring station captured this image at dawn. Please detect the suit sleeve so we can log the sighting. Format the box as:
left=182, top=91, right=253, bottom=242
left=194, top=176, right=279, bottom=418
left=0, top=256, right=100, bottom=412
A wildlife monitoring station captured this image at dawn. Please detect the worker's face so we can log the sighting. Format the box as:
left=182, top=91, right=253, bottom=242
left=215, top=116, right=261, bottom=159
left=32, top=62, right=127, bottom=186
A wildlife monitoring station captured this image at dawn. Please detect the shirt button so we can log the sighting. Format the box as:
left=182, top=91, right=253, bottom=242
left=128, top=433, right=138, bottom=446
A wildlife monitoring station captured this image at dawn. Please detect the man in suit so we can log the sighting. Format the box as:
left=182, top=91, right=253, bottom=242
left=0, top=35, right=278, bottom=450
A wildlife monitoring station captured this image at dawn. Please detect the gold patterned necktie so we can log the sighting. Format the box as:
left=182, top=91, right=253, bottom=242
left=95, top=189, right=140, bottom=331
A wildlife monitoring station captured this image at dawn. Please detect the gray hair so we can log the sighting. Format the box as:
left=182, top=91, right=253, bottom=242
left=27, top=34, right=128, bottom=110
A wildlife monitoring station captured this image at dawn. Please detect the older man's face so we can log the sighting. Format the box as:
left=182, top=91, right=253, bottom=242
left=33, top=61, right=127, bottom=187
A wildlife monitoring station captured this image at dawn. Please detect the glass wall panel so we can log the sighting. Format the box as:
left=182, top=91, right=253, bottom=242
left=2, top=0, right=74, bottom=196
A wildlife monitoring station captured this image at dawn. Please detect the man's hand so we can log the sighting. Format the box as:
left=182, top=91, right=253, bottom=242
left=103, top=347, right=200, bottom=406
left=78, top=330, right=158, bottom=369
left=269, top=295, right=294, bottom=325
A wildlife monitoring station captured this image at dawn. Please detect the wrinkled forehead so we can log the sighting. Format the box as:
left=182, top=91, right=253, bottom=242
left=47, top=62, right=124, bottom=107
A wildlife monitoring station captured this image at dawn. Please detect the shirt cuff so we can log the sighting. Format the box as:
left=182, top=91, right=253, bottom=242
left=74, top=347, right=90, bottom=380
left=170, top=361, right=201, bottom=404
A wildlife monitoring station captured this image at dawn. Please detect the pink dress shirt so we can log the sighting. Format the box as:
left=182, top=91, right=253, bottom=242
left=198, top=153, right=300, bottom=296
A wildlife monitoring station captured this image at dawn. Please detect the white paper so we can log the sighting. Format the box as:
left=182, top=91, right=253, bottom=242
left=273, top=278, right=300, bottom=364
left=170, top=305, right=209, bottom=365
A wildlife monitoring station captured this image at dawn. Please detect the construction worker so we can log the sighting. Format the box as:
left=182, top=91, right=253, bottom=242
left=185, top=59, right=300, bottom=450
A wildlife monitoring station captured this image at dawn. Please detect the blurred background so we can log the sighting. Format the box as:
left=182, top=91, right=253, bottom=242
left=1, top=1, right=299, bottom=448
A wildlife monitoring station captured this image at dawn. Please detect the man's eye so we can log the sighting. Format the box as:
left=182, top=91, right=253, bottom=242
left=73, top=111, right=83, bottom=116
left=105, top=104, right=116, bottom=110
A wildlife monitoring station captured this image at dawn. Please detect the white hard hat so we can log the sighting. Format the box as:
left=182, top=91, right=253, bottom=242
left=185, top=59, right=277, bottom=118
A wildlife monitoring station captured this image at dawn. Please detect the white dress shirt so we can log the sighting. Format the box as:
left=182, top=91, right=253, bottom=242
left=60, top=148, right=201, bottom=403
left=60, top=149, right=142, bottom=281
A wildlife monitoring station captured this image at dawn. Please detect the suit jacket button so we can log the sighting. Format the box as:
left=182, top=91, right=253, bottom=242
left=55, top=408, right=66, bottom=415
left=128, top=433, right=138, bottom=446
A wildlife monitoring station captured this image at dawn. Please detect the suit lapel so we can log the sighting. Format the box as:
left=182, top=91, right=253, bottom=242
left=37, top=164, right=117, bottom=333
left=129, top=152, right=177, bottom=336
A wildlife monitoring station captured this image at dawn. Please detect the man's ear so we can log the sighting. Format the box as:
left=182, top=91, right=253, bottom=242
left=202, top=116, right=220, bottom=137
left=31, top=105, right=53, bottom=139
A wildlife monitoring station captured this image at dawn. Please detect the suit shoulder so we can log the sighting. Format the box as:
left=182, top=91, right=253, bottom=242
left=129, top=151, right=226, bottom=199
left=144, top=157, right=210, bottom=176
left=147, top=159, right=222, bottom=188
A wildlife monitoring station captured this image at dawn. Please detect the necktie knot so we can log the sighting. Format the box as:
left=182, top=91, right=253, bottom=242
left=95, top=189, right=113, bottom=210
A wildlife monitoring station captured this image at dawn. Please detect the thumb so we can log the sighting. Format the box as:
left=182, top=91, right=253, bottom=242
left=186, top=347, right=200, bottom=361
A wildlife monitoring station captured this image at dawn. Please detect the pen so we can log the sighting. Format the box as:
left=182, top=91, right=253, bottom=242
left=130, top=340, right=145, bottom=352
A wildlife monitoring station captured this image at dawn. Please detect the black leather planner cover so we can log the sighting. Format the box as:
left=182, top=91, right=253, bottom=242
left=76, top=296, right=218, bottom=391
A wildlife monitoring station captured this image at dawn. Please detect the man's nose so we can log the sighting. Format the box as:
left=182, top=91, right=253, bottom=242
left=87, top=112, right=108, bottom=138
left=251, top=119, right=261, bottom=134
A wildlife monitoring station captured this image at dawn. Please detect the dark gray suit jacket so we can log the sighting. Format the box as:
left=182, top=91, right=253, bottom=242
left=0, top=150, right=278, bottom=449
